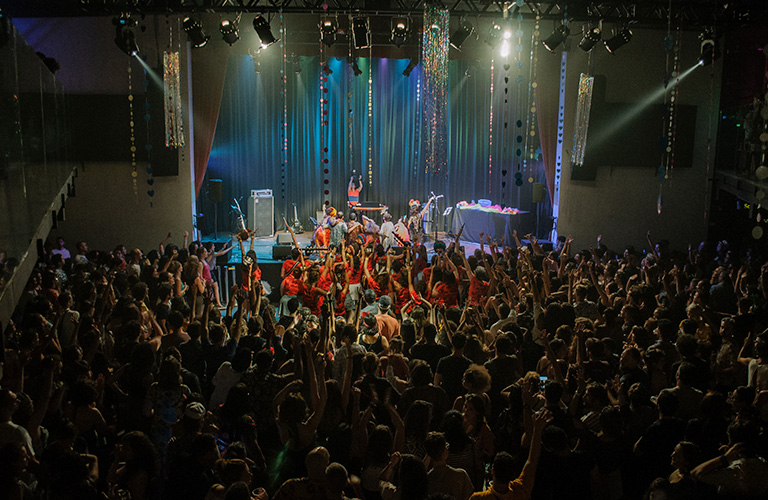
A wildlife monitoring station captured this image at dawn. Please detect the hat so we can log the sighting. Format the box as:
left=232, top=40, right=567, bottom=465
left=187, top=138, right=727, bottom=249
left=364, top=289, right=376, bottom=302
left=363, top=314, right=378, bottom=328
left=307, top=314, right=319, bottom=324
left=184, top=402, right=206, bottom=420
left=433, top=241, right=446, bottom=252
left=378, top=295, right=392, bottom=310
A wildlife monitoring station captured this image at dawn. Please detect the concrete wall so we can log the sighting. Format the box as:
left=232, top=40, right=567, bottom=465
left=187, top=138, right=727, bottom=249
left=556, top=28, right=720, bottom=253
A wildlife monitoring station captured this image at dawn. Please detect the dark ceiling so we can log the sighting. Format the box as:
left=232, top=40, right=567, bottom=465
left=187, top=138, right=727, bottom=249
left=2, top=0, right=767, bottom=30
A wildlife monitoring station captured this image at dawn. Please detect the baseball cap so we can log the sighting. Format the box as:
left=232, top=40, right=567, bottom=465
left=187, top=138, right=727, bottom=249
left=379, top=295, right=392, bottom=309
left=184, top=401, right=206, bottom=420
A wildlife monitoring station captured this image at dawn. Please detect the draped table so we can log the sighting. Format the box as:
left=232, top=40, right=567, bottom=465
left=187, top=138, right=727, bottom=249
left=450, top=206, right=533, bottom=246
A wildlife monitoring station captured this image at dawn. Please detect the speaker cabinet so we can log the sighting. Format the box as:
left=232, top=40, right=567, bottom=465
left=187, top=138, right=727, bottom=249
left=209, top=179, right=223, bottom=202
left=532, top=183, right=546, bottom=204
left=272, top=245, right=292, bottom=260
left=248, top=195, right=274, bottom=237
left=276, top=232, right=293, bottom=245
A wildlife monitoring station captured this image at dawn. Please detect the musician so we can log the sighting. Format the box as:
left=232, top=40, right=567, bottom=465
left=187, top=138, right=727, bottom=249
left=346, top=212, right=364, bottom=246
left=329, top=211, right=348, bottom=248
left=407, top=196, right=436, bottom=245
left=348, top=174, right=363, bottom=208
left=314, top=206, right=336, bottom=247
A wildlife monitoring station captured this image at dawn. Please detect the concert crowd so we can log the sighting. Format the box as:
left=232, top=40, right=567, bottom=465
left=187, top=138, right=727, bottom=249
left=2, top=227, right=768, bottom=500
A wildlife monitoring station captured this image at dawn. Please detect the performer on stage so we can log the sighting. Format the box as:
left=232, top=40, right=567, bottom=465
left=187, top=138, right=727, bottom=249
left=313, top=206, right=336, bottom=247
left=407, top=195, right=436, bottom=246
left=380, top=212, right=395, bottom=249
left=348, top=173, right=363, bottom=208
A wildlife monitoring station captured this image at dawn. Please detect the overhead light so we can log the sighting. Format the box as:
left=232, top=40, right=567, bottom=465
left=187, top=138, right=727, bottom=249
left=698, top=29, right=720, bottom=66
left=391, top=17, right=409, bottom=47
left=485, top=22, right=502, bottom=48
left=113, top=13, right=140, bottom=56
left=541, top=24, right=570, bottom=52
left=500, top=39, right=510, bottom=57
left=578, top=26, right=601, bottom=52
left=253, top=15, right=278, bottom=48
left=352, top=17, right=370, bottom=49
left=292, top=53, right=301, bottom=74
left=604, top=27, right=632, bottom=53
left=403, top=57, right=418, bottom=77
left=220, top=19, right=239, bottom=46
left=450, top=20, right=474, bottom=50
left=320, top=18, right=337, bottom=46
left=183, top=17, right=209, bottom=48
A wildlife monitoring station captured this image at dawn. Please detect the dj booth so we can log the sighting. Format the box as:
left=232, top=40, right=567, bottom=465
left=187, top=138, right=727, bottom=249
left=451, top=206, right=534, bottom=246
left=351, top=201, right=388, bottom=214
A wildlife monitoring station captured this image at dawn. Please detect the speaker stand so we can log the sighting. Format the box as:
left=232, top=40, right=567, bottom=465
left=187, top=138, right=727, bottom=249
left=213, top=201, right=219, bottom=239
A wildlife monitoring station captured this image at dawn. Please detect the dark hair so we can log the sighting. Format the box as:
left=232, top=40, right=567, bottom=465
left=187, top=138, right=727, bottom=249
left=491, top=452, right=518, bottom=484
left=451, top=333, right=467, bottom=350
left=122, top=431, right=159, bottom=479
left=410, top=361, right=433, bottom=387
left=656, top=389, right=678, bottom=417
left=231, top=348, right=252, bottom=373
left=404, top=401, right=433, bottom=442
left=441, top=410, right=472, bottom=451
left=424, top=432, right=447, bottom=461
left=366, top=425, right=393, bottom=466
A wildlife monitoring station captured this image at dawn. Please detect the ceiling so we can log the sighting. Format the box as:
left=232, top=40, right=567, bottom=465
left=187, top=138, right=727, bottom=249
left=2, top=0, right=767, bottom=30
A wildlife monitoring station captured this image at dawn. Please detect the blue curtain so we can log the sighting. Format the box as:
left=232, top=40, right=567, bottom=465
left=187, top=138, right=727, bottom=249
left=203, top=53, right=548, bottom=234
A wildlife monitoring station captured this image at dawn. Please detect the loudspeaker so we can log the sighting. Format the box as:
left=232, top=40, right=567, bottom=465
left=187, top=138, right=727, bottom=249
left=272, top=245, right=292, bottom=260
left=209, top=179, right=223, bottom=202
left=276, top=232, right=293, bottom=245
left=532, top=183, right=546, bottom=203
left=248, top=194, right=274, bottom=236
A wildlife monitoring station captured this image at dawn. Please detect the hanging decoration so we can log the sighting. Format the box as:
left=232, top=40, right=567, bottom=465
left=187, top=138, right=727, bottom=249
left=163, top=51, right=184, bottom=147
left=523, top=15, right=541, bottom=176
left=280, top=13, right=288, bottom=206
left=320, top=26, right=330, bottom=207
left=144, top=68, right=155, bottom=206
left=703, top=27, right=717, bottom=219
left=487, top=59, right=495, bottom=194
left=571, top=73, right=595, bottom=167
left=422, top=5, right=449, bottom=174
left=367, top=51, right=373, bottom=186
left=127, top=62, right=138, bottom=197
left=413, top=74, right=422, bottom=177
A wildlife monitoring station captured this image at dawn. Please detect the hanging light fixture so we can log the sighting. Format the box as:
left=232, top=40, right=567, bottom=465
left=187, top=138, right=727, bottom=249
left=113, top=13, right=140, bottom=56
left=220, top=18, right=240, bottom=46
left=403, top=57, right=419, bottom=77
left=320, top=17, right=337, bottom=46
left=578, top=26, right=601, bottom=52
left=604, top=26, right=632, bottom=53
left=352, top=17, right=370, bottom=49
left=698, top=29, right=720, bottom=66
left=541, top=24, right=570, bottom=52
left=450, top=19, right=474, bottom=50
left=183, top=17, right=209, bottom=48
left=351, top=57, right=363, bottom=76
left=485, top=21, right=502, bottom=48
left=391, top=17, right=410, bottom=47
left=253, top=15, right=278, bottom=48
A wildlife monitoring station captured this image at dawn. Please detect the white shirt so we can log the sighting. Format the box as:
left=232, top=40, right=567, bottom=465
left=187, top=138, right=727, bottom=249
left=380, top=221, right=395, bottom=249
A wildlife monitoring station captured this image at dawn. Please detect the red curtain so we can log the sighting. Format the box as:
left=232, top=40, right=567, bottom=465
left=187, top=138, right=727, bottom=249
left=191, top=45, right=229, bottom=197
left=535, top=53, right=564, bottom=203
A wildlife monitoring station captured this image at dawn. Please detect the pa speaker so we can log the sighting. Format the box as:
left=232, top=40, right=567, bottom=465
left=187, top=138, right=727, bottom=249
left=276, top=232, right=293, bottom=245
left=532, top=183, right=546, bottom=204
left=272, top=245, right=292, bottom=260
left=248, top=195, right=274, bottom=237
left=209, top=179, right=223, bottom=202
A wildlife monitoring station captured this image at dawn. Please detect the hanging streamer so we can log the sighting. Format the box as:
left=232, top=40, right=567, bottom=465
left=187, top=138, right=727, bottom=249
left=422, top=6, right=449, bottom=174
left=144, top=68, right=155, bottom=207
left=572, top=73, right=595, bottom=167
left=127, top=63, right=138, bottom=197
left=163, top=51, right=184, bottom=148
left=488, top=60, right=495, bottom=194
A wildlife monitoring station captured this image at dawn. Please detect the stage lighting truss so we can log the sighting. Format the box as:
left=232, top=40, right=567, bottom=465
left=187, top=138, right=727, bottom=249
left=390, top=17, right=410, bottom=47
left=253, top=14, right=278, bottom=48
left=604, top=26, right=632, bottom=53
left=113, top=13, right=139, bottom=56
left=578, top=25, right=601, bottom=52
left=449, top=19, right=474, bottom=50
left=485, top=21, right=502, bottom=48
left=220, top=16, right=240, bottom=46
left=698, top=29, right=720, bottom=66
left=320, top=16, right=338, bottom=46
left=541, top=24, right=570, bottom=52
left=352, top=16, right=370, bottom=49
left=183, top=16, right=210, bottom=48
left=403, top=56, right=419, bottom=77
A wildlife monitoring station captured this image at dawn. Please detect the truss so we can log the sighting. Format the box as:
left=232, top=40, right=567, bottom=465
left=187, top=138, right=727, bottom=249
left=3, top=0, right=767, bottom=29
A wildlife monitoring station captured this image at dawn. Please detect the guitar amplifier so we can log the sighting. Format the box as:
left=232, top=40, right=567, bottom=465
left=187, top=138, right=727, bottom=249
left=248, top=193, right=274, bottom=237
left=272, top=245, right=292, bottom=260
left=275, top=232, right=293, bottom=245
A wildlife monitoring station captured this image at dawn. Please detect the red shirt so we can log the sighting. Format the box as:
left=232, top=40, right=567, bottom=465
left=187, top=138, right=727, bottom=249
left=282, top=274, right=302, bottom=296
left=437, top=281, right=459, bottom=308
left=367, top=276, right=386, bottom=299
left=394, top=286, right=410, bottom=315
left=241, top=266, right=262, bottom=291
left=301, top=283, right=324, bottom=316
left=282, top=259, right=297, bottom=276
left=349, top=262, right=362, bottom=285
left=468, top=275, right=490, bottom=306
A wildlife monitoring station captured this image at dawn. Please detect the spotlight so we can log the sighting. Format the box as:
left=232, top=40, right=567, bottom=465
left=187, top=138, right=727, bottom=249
left=220, top=19, right=239, bottom=46
left=541, top=25, right=570, bottom=52
left=578, top=26, right=601, bottom=52
left=351, top=58, right=363, bottom=76
left=450, top=20, right=474, bottom=50
left=292, top=53, right=301, bottom=74
left=391, top=17, right=409, bottom=47
left=320, top=18, right=337, bottom=46
left=113, top=13, right=140, bottom=56
left=485, top=22, right=502, bottom=48
left=253, top=15, right=278, bottom=48
left=183, top=17, right=209, bottom=48
left=698, top=29, right=720, bottom=66
left=403, top=57, right=418, bottom=77
left=604, top=27, right=632, bottom=53
left=352, top=17, right=370, bottom=49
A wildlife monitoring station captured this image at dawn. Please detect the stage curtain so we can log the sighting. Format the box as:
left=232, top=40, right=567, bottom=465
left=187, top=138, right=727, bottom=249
left=535, top=53, right=563, bottom=203
left=191, top=44, right=229, bottom=197
left=203, top=54, right=548, bottom=233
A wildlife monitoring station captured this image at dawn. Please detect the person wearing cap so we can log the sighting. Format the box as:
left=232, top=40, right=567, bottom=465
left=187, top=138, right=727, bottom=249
left=376, top=295, right=400, bottom=341
left=361, top=288, right=380, bottom=317
left=358, top=314, right=389, bottom=355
